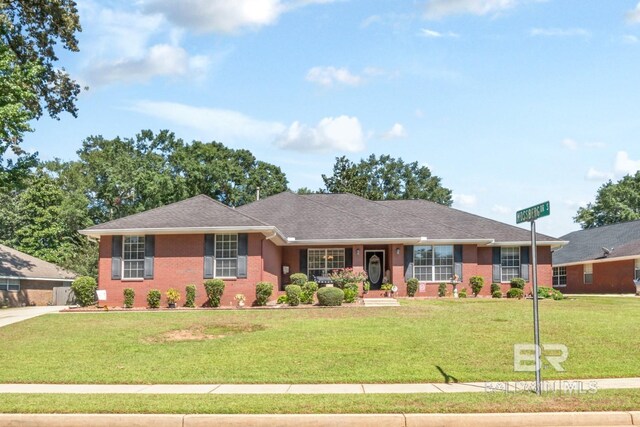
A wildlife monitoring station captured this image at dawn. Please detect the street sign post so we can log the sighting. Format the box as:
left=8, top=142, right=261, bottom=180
left=516, top=201, right=550, bottom=396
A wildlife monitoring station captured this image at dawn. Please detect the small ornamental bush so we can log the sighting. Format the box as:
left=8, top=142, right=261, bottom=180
left=343, top=282, right=358, bottom=303
left=507, top=288, right=524, bottom=299
left=438, top=283, right=447, bottom=297
left=166, top=288, right=180, bottom=304
left=406, top=278, right=419, bottom=297
left=277, top=294, right=288, bottom=304
left=538, top=286, right=564, bottom=300
left=285, top=284, right=302, bottom=306
left=317, top=287, right=344, bottom=306
left=510, top=278, right=526, bottom=290
left=301, top=281, right=318, bottom=304
left=469, top=276, right=485, bottom=296
left=458, top=288, right=468, bottom=298
left=71, top=276, right=97, bottom=307
left=123, top=288, right=135, bottom=308
left=147, top=289, right=161, bottom=308
left=490, top=283, right=501, bottom=294
left=290, top=273, right=308, bottom=286
left=329, top=268, right=368, bottom=289
left=255, top=281, right=274, bottom=306
left=492, top=290, right=503, bottom=299
left=185, top=284, right=196, bottom=308
left=204, top=279, right=225, bottom=307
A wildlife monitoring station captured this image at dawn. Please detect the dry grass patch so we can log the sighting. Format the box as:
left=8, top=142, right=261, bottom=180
left=145, top=321, right=267, bottom=343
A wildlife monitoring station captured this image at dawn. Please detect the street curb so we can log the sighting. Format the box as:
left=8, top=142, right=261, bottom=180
left=0, top=412, right=638, bottom=426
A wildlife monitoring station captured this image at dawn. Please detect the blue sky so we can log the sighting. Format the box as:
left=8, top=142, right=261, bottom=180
left=23, top=0, right=640, bottom=238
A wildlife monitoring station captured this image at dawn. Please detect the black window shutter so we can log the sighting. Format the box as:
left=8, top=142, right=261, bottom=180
left=345, top=248, right=353, bottom=269
left=520, top=246, right=530, bottom=281
left=237, top=234, right=248, bottom=279
left=299, top=249, right=308, bottom=276
left=404, top=245, right=414, bottom=281
left=111, top=235, right=122, bottom=280
left=492, top=247, right=501, bottom=283
left=454, top=245, right=463, bottom=281
left=204, top=234, right=215, bottom=279
left=144, top=235, right=155, bottom=279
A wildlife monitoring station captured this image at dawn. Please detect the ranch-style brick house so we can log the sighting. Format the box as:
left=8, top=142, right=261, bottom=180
left=552, top=220, right=640, bottom=294
left=80, top=192, right=565, bottom=307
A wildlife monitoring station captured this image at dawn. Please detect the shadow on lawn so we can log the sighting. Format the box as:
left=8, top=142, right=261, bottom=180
left=435, top=365, right=459, bottom=384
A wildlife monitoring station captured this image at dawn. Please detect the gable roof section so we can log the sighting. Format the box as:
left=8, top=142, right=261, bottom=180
left=0, top=244, right=76, bottom=281
left=553, top=220, right=640, bottom=266
left=82, top=195, right=275, bottom=237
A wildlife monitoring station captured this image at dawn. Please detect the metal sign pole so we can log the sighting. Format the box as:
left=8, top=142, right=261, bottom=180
left=531, top=220, right=542, bottom=395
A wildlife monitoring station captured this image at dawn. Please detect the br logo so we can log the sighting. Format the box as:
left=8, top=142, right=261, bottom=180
left=514, top=344, right=568, bottom=372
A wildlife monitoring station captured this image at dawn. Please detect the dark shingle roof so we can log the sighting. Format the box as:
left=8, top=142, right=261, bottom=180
left=85, top=195, right=268, bottom=231
left=0, top=244, right=76, bottom=280
left=553, top=220, right=640, bottom=265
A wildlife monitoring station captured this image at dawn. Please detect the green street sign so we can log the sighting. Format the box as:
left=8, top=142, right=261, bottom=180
left=516, top=201, right=550, bottom=224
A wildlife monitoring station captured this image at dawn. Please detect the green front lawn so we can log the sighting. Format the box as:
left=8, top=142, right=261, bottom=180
left=1, top=297, right=638, bottom=384
left=2, top=390, right=640, bottom=414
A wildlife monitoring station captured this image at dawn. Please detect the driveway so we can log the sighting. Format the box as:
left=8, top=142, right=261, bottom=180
left=0, top=306, right=64, bottom=328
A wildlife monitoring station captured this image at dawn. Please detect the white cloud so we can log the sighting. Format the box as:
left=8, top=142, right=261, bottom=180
left=143, top=0, right=335, bottom=34
left=87, top=44, right=209, bottom=85
left=626, top=2, right=640, bottom=24
left=563, top=199, right=587, bottom=209
left=614, top=151, right=640, bottom=175
left=360, top=15, right=382, bottom=28
left=586, top=167, right=614, bottom=181
left=129, top=101, right=286, bottom=142
left=382, top=123, right=407, bottom=139
left=623, top=35, right=639, bottom=44
left=424, top=0, right=518, bottom=19
left=305, top=67, right=362, bottom=87
left=584, top=141, right=606, bottom=149
left=419, top=28, right=459, bottom=38
left=275, top=116, right=366, bottom=152
left=491, top=205, right=511, bottom=215
left=561, top=138, right=578, bottom=150
left=415, top=109, right=425, bottom=118
left=530, top=28, right=590, bottom=37
left=453, top=193, right=478, bottom=207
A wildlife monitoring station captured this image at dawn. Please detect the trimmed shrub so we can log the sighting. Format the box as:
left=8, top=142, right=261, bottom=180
left=538, top=286, right=564, bottom=300
left=438, top=283, right=447, bottom=297
left=290, top=273, right=308, bottom=286
left=492, top=290, right=502, bottom=299
left=301, top=281, right=318, bottom=304
left=317, top=287, right=344, bottom=306
left=166, top=288, right=180, bottom=305
left=343, top=283, right=358, bottom=303
left=277, top=294, right=288, bottom=304
left=510, top=278, right=526, bottom=290
left=204, top=279, right=225, bottom=308
left=285, top=284, right=302, bottom=306
left=123, top=288, right=135, bottom=308
left=255, top=281, right=274, bottom=306
left=406, top=278, right=419, bottom=297
left=506, top=288, right=524, bottom=299
left=490, top=283, right=501, bottom=294
left=469, top=276, right=484, bottom=296
left=458, top=288, right=467, bottom=298
left=185, top=284, right=196, bottom=308
left=71, top=276, right=97, bottom=307
left=147, top=289, right=161, bottom=308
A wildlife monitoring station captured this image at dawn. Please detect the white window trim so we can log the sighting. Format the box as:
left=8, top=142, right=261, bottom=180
left=214, top=234, right=238, bottom=279
left=0, top=278, right=20, bottom=292
left=583, top=263, right=593, bottom=285
left=307, top=248, right=346, bottom=278
left=413, top=245, right=454, bottom=283
left=500, top=247, right=521, bottom=283
left=122, top=236, right=145, bottom=280
left=635, top=259, right=640, bottom=281
left=553, top=266, right=567, bottom=288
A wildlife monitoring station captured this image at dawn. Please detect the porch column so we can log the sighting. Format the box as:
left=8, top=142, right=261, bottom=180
left=352, top=244, right=365, bottom=274
left=391, top=244, right=405, bottom=289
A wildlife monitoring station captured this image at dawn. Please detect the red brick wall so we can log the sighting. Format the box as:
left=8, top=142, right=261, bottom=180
left=563, top=260, right=636, bottom=293
left=98, top=233, right=282, bottom=307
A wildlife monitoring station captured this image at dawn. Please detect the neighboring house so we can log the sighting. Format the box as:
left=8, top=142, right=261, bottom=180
left=80, top=192, right=564, bottom=307
left=0, top=244, right=77, bottom=306
left=552, top=220, right=640, bottom=294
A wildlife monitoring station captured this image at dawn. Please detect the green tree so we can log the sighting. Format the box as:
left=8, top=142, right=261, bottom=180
left=321, top=154, right=452, bottom=205
left=574, top=172, right=640, bottom=228
left=0, top=0, right=82, bottom=149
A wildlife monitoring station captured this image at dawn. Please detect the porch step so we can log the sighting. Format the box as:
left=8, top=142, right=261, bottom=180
left=362, top=298, right=400, bottom=307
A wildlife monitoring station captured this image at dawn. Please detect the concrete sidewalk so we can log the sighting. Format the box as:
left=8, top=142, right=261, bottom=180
left=0, top=306, right=63, bottom=328
left=0, top=377, right=638, bottom=394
